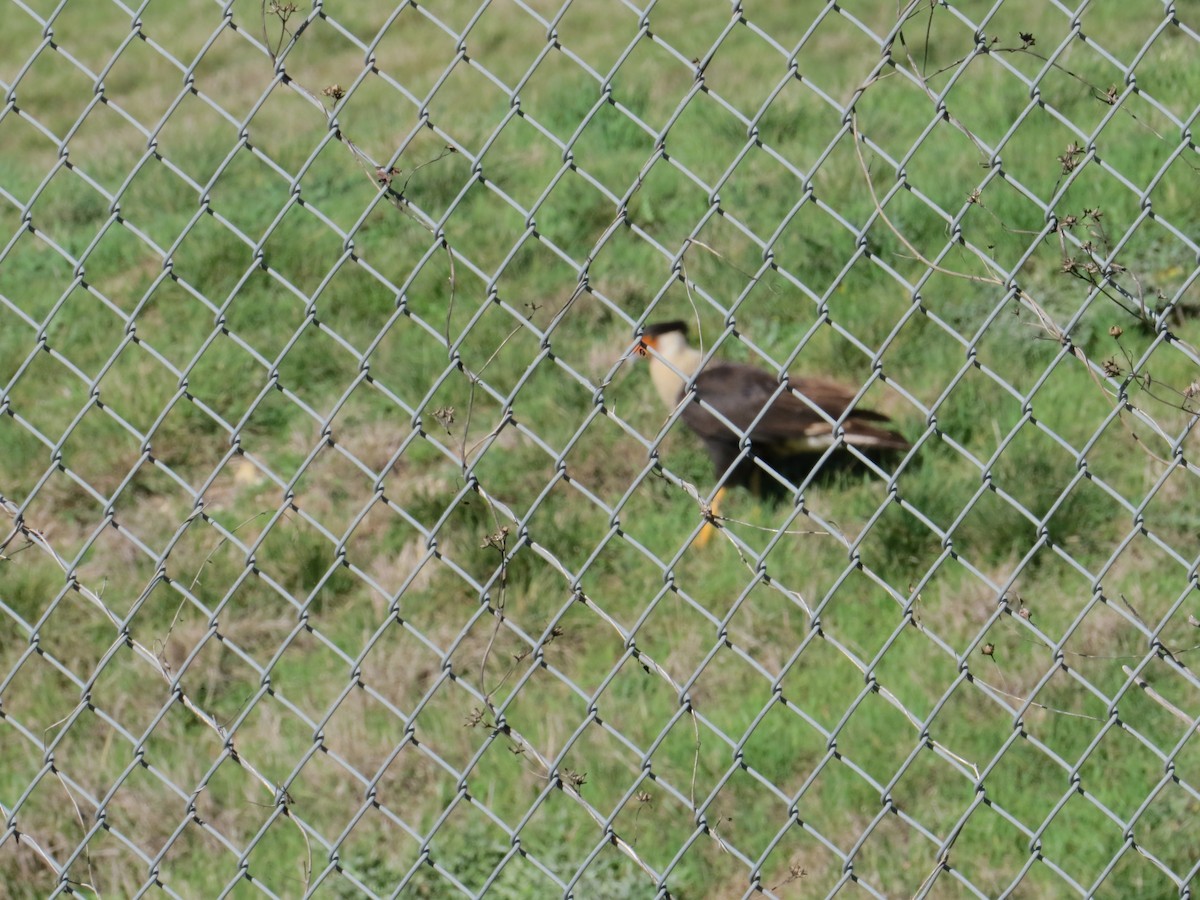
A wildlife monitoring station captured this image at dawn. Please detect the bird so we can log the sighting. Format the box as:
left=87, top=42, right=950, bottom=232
left=635, top=320, right=910, bottom=544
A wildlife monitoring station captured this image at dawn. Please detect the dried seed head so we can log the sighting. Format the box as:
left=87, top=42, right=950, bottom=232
left=481, top=526, right=511, bottom=549
left=561, top=768, right=587, bottom=789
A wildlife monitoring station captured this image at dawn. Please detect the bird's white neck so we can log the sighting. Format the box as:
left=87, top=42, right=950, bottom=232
left=648, top=332, right=703, bottom=409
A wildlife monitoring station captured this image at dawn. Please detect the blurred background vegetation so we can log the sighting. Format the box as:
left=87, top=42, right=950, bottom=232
left=2, top=0, right=1200, bottom=896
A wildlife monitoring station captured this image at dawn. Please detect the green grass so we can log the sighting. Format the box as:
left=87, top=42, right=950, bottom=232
left=3, top=0, right=1200, bottom=897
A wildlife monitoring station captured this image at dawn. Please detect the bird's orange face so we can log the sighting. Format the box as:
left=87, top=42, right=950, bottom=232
left=635, top=333, right=660, bottom=358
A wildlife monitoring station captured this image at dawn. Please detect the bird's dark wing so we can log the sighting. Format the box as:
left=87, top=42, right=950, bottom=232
left=685, top=363, right=815, bottom=439
left=683, top=364, right=908, bottom=452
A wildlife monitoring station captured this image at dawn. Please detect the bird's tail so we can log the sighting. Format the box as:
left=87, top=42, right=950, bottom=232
left=841, top=417, right=911, bottom=451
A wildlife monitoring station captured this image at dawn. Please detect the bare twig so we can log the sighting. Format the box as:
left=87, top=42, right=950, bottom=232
left=1122, top=665, right=1200, bottom=732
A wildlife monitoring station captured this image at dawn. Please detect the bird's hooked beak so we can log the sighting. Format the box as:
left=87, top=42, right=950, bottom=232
left=634, top=333, right=656, bottom=359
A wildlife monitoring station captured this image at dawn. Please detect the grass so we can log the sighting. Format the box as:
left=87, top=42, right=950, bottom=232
left=2, top=0, right=1200, bottom=897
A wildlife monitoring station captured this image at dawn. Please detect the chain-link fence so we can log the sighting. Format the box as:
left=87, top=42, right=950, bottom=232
left=3, top=0, right=1200, bottom=896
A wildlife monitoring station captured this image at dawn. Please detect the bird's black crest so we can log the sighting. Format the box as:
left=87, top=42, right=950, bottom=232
left=642, top=320, right=689, bottom=338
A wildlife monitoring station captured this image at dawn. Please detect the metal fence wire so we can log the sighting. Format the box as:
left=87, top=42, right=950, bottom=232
left=3, top=0, right=1200, bottom=896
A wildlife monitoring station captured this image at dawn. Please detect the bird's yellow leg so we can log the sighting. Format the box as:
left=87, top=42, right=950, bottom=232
left=694, top=486, right=727, bottom=548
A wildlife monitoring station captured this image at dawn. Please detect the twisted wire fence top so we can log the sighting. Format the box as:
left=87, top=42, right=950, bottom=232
left=2, top=0, right=1200, bottom=897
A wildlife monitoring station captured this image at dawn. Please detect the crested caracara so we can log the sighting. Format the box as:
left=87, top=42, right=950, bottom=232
left=636, top=321, right=909, bottom=543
